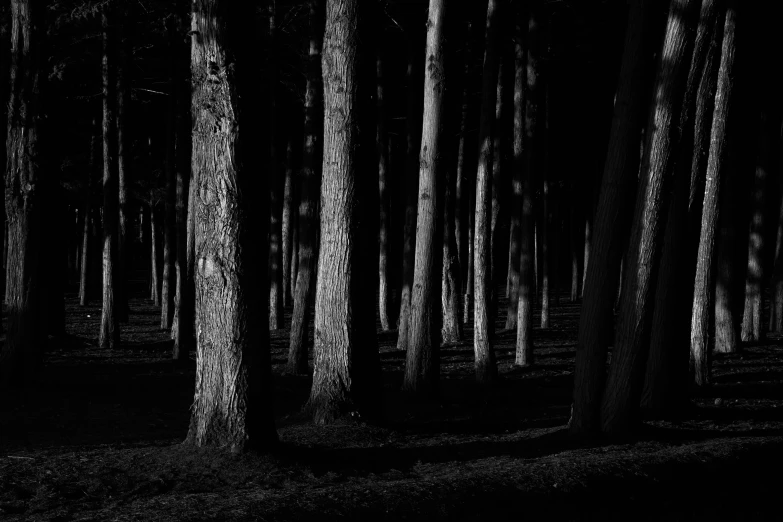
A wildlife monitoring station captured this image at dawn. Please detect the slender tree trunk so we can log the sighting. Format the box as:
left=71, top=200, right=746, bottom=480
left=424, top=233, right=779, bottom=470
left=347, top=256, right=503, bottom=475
left=186, top=0, right=277, bottom=452
left=160, top=25, right=177, bottom=331
left=281, top=136, right=294, bottom=309
left=290, top=207, right=299, bottom=296
left=150, top=200, right=161, bottom=306
left=691, top=4, right=739, bottom=385
left=540, top=178, right=550, bottom=328
left=569, top=0, right=659, bottom=435
left=1, top=0, right=45, bottom=384
left=267, top=1, right=284, bottom=331
left=287, top=0, right=324, bottom=375
left=770, top=155, right=783, bottom=333
left=741, top=112, right=775, bottom=343
left=569, top=191, right=579, bottom=302
left=116, top=18, right=129, bottom=323
left=515, top=2, right=535, bottom=367
left=79, top=121, right=98, bottom=307
left=581, top=216, right=590, bottom=298
left=473, top=0, right=502, bottom=385
left=376, top=49, right=393, bottom=331
left=403, top=0, right=447, bottom=394
left=463, top=180, right=475, bottom=325
left=99, top=8, right=120, bottom=350
left=396, top=28, right=424, bottom=353
left=642, top=0, right=723, bottom=416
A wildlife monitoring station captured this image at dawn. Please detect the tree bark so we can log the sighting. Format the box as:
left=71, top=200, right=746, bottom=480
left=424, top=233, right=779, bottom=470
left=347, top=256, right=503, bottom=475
left=99, top=8, right=120, bottom=350
left=376, top=48, right=392, bottom=332
left=79, top=120, right=98, bottom=307
left=281, top=136, right=295, bottom=309
left=642, top=0, right=723, bottom=417
left=569, top=0, right=659, bottom=435
left=287, top=0, right=324, bottom=375
left=473, top=0, right=502, bottom=385
left=267, top=0, right=284, bottom=331
left=186, top=0, right=277, bottom=452
left=115, top=17, right=130, bottom=323
left=403, top=0, right=447, bottom=395
left=515, top=3, right=536, bottom=367
left=569, top=190, right=579, bottom=302
left=741, top=111, right=776, bottom=343
left=396, top=27, right=424, bottom=353
left=307, top=0, right=380, bottom=423
left=691, top=4, right=739, bottom=385
left=150, top=200, right=161, bottom=306
left=599, top=0, right=700, bottom=437
left=1, top=0, right=45, bottom=384
left=160, top=24, right=178, bottom=331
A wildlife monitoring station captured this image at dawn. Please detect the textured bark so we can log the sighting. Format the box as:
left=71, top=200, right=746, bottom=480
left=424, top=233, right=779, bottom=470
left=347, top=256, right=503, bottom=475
left=569, top=0, right=659, bottom=435
left=473, top=0, right=502, bottom=385
left=600, top=0, right=699, bottom=437
left=307, top=0, right=380, bottom=423
left=569, top=193, right=579, bottom=302
left=515, top=3, right=535, bottom=367
left=691, top=5, right=739, bottom=385
left=149, top=200, right=161, bottom=306
left=160, top=26, right=177, bottom=332
left=79, top=121, right=98, bottom=307
left=115, top=19, right=129, bottom=323
left=741, top=112, right=775, bottom=342
left=267, top=1, right=284, bottom=331
left=642, top=0, right=723, bottom=416
left=1, top=0, right=44, bottom=384
left=504, top=10, right=527, bottom=330
left=463, top=178, right=475, bottom=325
left=186, top=0, right=277, bottom=452
left=376, top=49, right=392, bottom=332
left=403, top=0, right=447, bottom=395
left=99, top=8, right=120, bottom=350
left=581, top=216, right=590, bottom=298
left=540, top=178, right=550, bottom=329
left=281, top=136, right=294, bottom=309
left=287, top=0, right=323, bottom=375
left=396, top=29, right=424, bottom=353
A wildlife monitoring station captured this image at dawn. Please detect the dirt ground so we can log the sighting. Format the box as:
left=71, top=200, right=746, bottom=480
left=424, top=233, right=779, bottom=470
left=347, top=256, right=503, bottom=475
left=1, top=287, right=783, bottom=521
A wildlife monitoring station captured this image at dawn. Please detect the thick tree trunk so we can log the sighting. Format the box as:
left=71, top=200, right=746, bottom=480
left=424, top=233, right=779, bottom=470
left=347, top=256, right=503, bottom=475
left=691, top=5, right=739, bottom=385
left=642, top=0, right=723, bottom=417
left=403, top=0, right=447, bottom=394
left=569, top=0, right=659, bottom=435
left=515, top=3, right=536, bottom=367
left=377, top=49, right=392, bottom=332
left=281, top=137, right=295, bottom=309
left=99, top=8, right=121, bottom=350
left=186, top=0, right=277, bottom=452
left=307, top=0, right=380, bottom=423
left=600, top=0, right=700, bottom=437
left=160, top=26, right=178, bottom=331
left=473, top=0, right=502, bottom=385
left=1, top=0, right=45, bottom=384
left=267, top=1, right=284, bottom=331
left=741, top=112, right=776, bottom=343
left=396, top=29, right=424, bottom=353
left=116, top=19, right=129, bottom=323
left=287, top=0, right=324, bottom=375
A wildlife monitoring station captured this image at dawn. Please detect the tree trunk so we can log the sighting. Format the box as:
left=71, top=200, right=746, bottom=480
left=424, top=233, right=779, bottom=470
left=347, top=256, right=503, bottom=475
left=116, top=18, right=130, bottom=323
left=642, top=0, right=723, bottom=417
left=1, top=0, right=45, bottom=384
left=267, top=1, right=284, bottom=331
left=186, top=0, right=277, bottom=452
left=569, top=0, right=659, bottom=435
left=150, top=200, right=161, bottom=306
left=770, top=152, right=783, bottom=333
left=569, top=191, right=579, bottom=302
left=463, top=179, right=475, bottom=325
left=473, top=0, right=502, bottom=385
left=79, top=120, right=98, bottom=307
left=540, top=178, right=550, bottom=329
left=515, top=3, right=535, bottom=367
left=403, top=0, right=447, bottom=394
left=287, top=0, right=324, bottom=376
left=396, top=27, right=424, bottom=353
left=581, top=216, right=591, bottom=298
left=599, top=0, right=700, bottom=437
left=377, top=48, right=392, bottom=332
left=160, top=26, right=178, bottom=332
left=281, top=136, right=295, bottom=309
left=307, top=0, right=380, bottom=423
left=99, top=8, right=120, bottom=350
left=741, top=112, right=776, bottom=343
left=691, top=4, right=739, bottom=385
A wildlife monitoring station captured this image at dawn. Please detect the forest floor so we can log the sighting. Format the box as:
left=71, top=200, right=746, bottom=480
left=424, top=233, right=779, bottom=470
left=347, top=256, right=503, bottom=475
left=1, top=284, right=783, bottom=521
